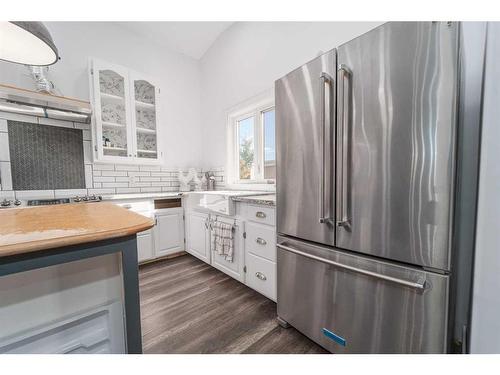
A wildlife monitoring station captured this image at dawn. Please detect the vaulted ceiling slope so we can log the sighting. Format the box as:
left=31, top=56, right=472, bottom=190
left=115, top=22, right=233, bottom=60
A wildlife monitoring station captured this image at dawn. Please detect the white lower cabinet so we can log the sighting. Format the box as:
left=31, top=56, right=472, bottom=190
left=154, top=208, right=185, bottom=258
left=185, top=211, right=211, bottom=264
left=245, top=252, right=277, bottom=301
left=210, top=217, right=245, bottom=282
left=137, top=229, right=154, bottom=262
left=183, top=201, right=277, bottom=301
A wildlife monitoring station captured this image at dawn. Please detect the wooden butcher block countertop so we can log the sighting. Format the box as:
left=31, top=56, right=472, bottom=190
left=0, top=203, right=154, bottom=258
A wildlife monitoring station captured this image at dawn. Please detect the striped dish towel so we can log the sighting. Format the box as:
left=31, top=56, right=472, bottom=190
left=211, top=221, right=234, bottom=262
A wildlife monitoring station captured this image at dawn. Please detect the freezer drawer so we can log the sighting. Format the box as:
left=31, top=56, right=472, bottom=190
left=277, top=236, right=449, bottom=353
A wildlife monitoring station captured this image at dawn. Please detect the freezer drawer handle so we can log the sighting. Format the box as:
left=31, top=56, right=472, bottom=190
left=255, top=272, right=267, bottom=281
left=256, top=237, right=267, bottom=246
left=277, top=244, right=426, bottom=290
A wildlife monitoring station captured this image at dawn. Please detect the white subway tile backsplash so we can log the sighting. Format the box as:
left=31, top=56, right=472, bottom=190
left=139, top=165, right=161, bottom=172
left=101, top=171, right=127, bottom=177
left=85, top=164, right=93, bottom=188
left=93, top=164, right=115, bottom=171
left=0, top=132, right=10, bottom=161
left=151, top=172, right=170, bottom=177
left=93, top=182, right=102, bottom=188
left=93, top=170, right=102, bottom=177
left=82, top=130, right=92, bottom=141
left=83, top=140, right=92, bottom=163
left=128, top=171, right=150, bottom=177
left=0, top=161, right=12, bottom=190
left=15, top=190, right=55, bottom=200
left=116, top=187, right=141, bottom=194
left=140, top=176, right=161, bottom=182
left=54, top=189, right=88, bottom=198
left=102, top=182, right=128, bottom=188
left=88, top=188, right=115, bottom=195
left=131, top=182, right=151, bottom=187
left=151, top=182, right=168, bottom=187
left=0, top=190, right=15, bottom=200
left=140, top=187, right=162, bottom=193
left=38, top=117, right=75, bottom=129
left=93, top=176, right=115, bottom=183
left=115, top=164, right=139, bottom=171
left=0, top=119, right=7, bottom=132
left=115, top=176, right=131, bottom=182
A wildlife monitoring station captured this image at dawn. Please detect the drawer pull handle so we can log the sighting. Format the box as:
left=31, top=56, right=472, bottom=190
left=255, top=272, right=267, bottom=281
left=255, top=211, right=266, bottom=218
left=256, top=237, right=267, bottom=245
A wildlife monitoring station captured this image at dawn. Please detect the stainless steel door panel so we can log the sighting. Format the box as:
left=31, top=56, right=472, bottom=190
left=336, top=22, right=459, bottom=270
left=275, top=50, right=336, bottom=245
left=277, top=236, right=449, bottom=353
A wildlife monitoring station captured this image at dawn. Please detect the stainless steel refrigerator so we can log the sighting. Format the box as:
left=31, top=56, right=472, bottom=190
left=275, top=22, right=486, bottom=353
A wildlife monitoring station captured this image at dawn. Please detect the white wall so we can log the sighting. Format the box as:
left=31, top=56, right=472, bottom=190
left=199, top=21, right=383, bottom=170
left=0, top=22, right=202, bottom=169
left=470, top=22, right=500, bottom=354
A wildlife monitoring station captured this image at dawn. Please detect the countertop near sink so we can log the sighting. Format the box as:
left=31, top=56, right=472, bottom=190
left=231, top=194, right=276, bottom=207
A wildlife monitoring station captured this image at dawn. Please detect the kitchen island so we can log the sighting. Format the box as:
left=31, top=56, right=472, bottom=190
left=0, top=203, right=154, bottom=354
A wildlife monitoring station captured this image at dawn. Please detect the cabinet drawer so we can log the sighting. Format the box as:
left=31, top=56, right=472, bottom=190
left=246, top=253, right=276, bottom=301
left=245, top=222, right=276, bottom=262
left=245, top=205, right=275, bottom=226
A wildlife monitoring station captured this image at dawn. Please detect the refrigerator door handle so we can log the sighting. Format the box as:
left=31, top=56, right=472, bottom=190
left=319, top=72, right=334, bottom=224
left=277, top=243, right=427, bottom=290
left=337, top=64, right=352, bottom=230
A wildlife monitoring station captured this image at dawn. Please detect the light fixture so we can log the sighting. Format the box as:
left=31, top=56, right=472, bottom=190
left=0, top=21, right=59, bottom=66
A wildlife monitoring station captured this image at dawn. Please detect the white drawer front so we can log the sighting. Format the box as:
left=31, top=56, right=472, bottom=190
left=246, top=253, right=276, bottom=301
left=245, top=222, right=276, bottom=262
left=245, top=204, right=275, bottom=226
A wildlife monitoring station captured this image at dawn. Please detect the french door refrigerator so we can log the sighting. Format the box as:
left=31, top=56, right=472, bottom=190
left=275, top=22, right=484, bottom=353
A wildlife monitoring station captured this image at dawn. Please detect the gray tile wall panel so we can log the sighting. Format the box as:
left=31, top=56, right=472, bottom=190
left=7, top=121, right=85, bottom=190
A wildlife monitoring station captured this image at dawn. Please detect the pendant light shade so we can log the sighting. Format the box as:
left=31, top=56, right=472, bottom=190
left=0, top=21, right=59, bottom=66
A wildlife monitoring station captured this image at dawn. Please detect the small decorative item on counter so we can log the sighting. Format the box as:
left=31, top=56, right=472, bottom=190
left=190, top=168, right=202, bottom=191
left=178, top=169, right=193, bottom=192
left=205, top=172, right=216, bottom=191
left=201, top=174, right=208, bottom=190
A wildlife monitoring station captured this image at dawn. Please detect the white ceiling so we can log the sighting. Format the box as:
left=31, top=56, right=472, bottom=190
left=115, top=22, right=233, bottom=60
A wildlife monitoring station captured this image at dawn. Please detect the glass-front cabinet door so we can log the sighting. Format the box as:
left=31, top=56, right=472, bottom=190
left=90, top=59, right=161, bottom=164
left=131, top=76, right=159, bottom=160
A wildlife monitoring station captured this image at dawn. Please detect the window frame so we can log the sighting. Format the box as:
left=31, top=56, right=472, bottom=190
left=226, top=90, right=275, bottom=189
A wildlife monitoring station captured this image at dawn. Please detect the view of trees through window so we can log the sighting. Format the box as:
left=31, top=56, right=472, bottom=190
left=238, top=116, right=255, bottom=179
left=234, top=106, right=275, bottom=182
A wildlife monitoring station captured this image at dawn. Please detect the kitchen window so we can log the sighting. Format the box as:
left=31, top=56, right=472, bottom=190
left=226, top=91, right=275, bottom=186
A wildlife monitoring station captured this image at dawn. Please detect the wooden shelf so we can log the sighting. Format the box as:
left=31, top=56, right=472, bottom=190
left=137, top=149, right=157, bottom=154
left=103, top=146, right=127, bottom=151
left=102, top=121, right=126, bottom=128
left=101, top=92, right=124, bottom=101
left=135, top=100, right=155, bottom=108
left=136, top=127, right=156, bottom=134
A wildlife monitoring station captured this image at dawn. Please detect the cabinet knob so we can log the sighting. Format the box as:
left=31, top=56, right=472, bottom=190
left=255, top=272, right=267, bottom=281
left=255, top=211, right=266, bottom=219
left=256, top=237, right=267, bottom=246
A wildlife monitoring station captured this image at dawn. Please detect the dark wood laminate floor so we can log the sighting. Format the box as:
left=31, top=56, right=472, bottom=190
left=139, top=254, right=328, bottom=354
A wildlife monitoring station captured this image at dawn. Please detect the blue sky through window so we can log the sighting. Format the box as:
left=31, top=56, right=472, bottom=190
left=263, top=110, right=275, bottom=162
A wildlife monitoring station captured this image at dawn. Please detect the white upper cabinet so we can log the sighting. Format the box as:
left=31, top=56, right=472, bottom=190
left=89, top=58, right=162, bottom=164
